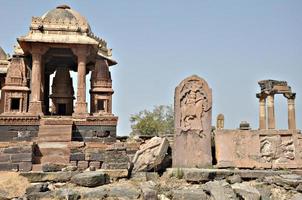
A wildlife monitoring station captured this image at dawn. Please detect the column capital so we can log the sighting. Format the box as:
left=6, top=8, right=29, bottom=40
left=256, top=93, right=267, bottom=99
left=71, top=45, right=89, bottom=58
left=30, top=44, right=49, bottom=55
left=284, top=92, right=296, bottom=100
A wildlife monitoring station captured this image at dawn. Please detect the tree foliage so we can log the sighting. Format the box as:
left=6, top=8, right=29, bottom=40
left=130, top=105, right=174, bottom=136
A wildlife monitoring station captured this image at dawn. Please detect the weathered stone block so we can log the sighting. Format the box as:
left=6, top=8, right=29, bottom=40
left=3, top=146, right=32, bottom=154
left=0, top=162, right=18, bottom=171
left=0, top=154, right=10, bottom=162
left=70, top=153, right=85, bottom=161
left=11, top=153, right=32, bottom=162
left=20, top=171, right=79, bottom=182
left=132, top=137, right=169, bottom=173
left=89, top=161, right=101, bottom=169
left=42, top=163, right=66, bottom=172
left=70, top=161, right=77, bottom=167
left=18, top=162, right=32, bottom=172
left=85, top=152, right=106, bottom=161
left=71, top=171, right=109, bottom=187
left=78, top=161, right=89, bottom=170
left=102, top=162, right=128, bottom=169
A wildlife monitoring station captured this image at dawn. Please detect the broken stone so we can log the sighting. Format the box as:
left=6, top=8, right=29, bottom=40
left=42, top=163, right=66, bottom=172
left=71, top=171, right=109, bottom=187
left=131, top=137, right=169, bottom=173
left=140, top=181, right=158, bottom=200
left=61, top=165, right=77, bottom=172
left=172, top=188, right=208, bottom=200
left=25, top=183, right=49, bottom=194
left=20, top=172, right=78, bottom=183
left=203, top=180, right=237, bottom=200
left=226, top=174, right=242, bottom=184
left=232, top=182, right=261, bottom=200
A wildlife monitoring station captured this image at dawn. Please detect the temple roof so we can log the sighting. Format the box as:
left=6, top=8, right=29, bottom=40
left=17, top=5, right=117, bottom=66
left=41, top=5, right=91, bottom=33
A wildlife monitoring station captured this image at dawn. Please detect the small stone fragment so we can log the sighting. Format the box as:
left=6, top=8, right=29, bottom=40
left=71, top=171, right=109, bottom=187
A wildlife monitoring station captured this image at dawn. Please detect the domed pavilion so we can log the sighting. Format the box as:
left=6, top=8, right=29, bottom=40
left=0, top=5, right=118, bottom=165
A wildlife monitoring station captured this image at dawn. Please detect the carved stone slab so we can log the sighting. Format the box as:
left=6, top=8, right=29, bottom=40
left=173, top=75, right=212, bottom=168
left=215, top=129, right=302, bottom=169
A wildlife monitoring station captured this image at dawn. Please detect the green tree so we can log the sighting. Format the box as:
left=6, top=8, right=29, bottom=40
left=130, top=105, right=174, bottom=136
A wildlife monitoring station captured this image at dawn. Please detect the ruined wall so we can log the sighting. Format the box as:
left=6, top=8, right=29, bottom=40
left=0, top=142, right=33, bottom=171
left=216, top=129, right=302, bottom=169
left=69, top=141, right=140, bottom=170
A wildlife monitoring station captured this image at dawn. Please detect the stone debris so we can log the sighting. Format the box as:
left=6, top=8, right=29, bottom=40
left=41, top=162, right=67, bottom=172
left=203, top=180, right=237, bottom=200
left=232, top=182, right=261, bottom=200
left=71, top=171, right=109, bottom=187
left=131, top=137, right=169, bottom=173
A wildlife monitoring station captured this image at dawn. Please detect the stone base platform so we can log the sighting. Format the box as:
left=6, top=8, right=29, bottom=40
left=215, top=129, right=302, bottom=169
left=166, top=168, right=301, bottom=182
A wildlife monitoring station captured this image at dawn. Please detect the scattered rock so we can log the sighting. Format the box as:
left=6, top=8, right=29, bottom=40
left=25, top=183, right=49, bottom=194
left=85, top=166, right=96, bottom=171
left=62, top=166, right=77, bottom=172
left=140, top=181, right=158, bottom=200
left=291, top=193, right=302, bottom=200
left=227, top=174, right=242, bottom=184
left=203, top=180, right=237, bottom=200
left=42, top=163, right=67, bottom=172
left=20, top=172, right=78, bottom=183
left=232, top=182, right=261, bottom=200
left=172, top=187, right=208, bottom=200
left=108, top=183, right=141, bottom=199
left=264, top=174, right=302, bottom=188
left=71, top=171, right=109, bottom=187
left=131, top=137, right=169, bottom=173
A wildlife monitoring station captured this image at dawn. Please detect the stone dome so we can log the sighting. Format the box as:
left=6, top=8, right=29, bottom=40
left=41, top=5, right=91, bottom=32
left=0, top=46, right=7, bottom=60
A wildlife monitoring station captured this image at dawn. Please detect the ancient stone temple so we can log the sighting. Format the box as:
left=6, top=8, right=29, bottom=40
left=173, top=75, right=212, bottom=168
left=0, top=5, right=127, bottom=171
left=215, top=79, right=301, bottom=169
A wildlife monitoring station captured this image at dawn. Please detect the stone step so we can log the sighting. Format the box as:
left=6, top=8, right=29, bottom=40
left=38, top=125, right=72, bottom=142
left=36, top=142, right=70, bottom=164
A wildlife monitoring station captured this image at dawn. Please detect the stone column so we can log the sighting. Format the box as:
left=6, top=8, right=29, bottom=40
left=28, top=51, right=43, bottom=115
left=74, top=49, right=88, bottom=116
left=267, top=94, right=275, bottom=129
left=286, top=93, right=296, bottom=130
left=257, top=94, right=267, bottom=130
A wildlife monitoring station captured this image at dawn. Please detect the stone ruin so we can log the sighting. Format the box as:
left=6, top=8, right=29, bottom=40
left=0, top=4, right=301, bottom=200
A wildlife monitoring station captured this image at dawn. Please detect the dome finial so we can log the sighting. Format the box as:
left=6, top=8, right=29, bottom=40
left=56, top=4, right=71, bottom=9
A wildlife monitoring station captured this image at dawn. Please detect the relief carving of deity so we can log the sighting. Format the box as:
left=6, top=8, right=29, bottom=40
left=179, top=80, right=211, bottom=137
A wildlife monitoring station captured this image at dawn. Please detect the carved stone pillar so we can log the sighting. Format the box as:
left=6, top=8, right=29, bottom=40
left=267, top=94, right=275, bottom=129
left=173, top=75, right=212, bottom=168
left=257, top=94, right=267, bottom=130
left=74, top=48, right=88, bottom=116
left=285, top=93, right=296, bottom=130
left=29, top=51, right=43, bottom=115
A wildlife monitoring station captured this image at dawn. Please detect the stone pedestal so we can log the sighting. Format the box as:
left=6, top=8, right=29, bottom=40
left=172, top=75, right=212, bottom=168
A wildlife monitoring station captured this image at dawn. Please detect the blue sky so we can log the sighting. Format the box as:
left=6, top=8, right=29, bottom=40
left=0, top=1, right=301, bottom=135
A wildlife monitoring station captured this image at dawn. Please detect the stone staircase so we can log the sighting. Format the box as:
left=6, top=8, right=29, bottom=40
left=34, top=118, right=73, bottom=168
